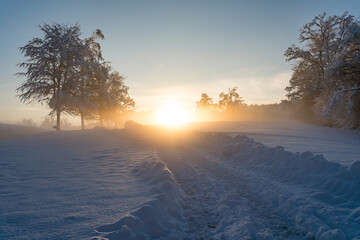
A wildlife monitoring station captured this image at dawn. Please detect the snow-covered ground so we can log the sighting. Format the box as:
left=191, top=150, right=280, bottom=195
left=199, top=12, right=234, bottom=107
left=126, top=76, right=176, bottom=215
left=0, top=122, right=359, bottom=239
left=0, top=123, right=49, bottom=141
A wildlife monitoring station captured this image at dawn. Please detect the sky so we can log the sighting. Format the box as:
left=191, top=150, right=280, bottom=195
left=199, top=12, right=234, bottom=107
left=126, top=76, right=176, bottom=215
left=1, top=0, right=360, bottom=124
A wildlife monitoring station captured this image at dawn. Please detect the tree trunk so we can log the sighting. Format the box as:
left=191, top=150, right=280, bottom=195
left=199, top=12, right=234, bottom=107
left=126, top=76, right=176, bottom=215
left=81, top=112, right=85, bottom=130
left=56, top=108, right=61, bottom=131
left=100, top=117, right=103, bottom=127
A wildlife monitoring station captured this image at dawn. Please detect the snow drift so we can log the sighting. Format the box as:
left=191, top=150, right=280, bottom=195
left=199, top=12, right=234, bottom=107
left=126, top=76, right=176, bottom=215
left=95, top=157, right=184, bottom=240
left=217, top=134, right=360, bottom=239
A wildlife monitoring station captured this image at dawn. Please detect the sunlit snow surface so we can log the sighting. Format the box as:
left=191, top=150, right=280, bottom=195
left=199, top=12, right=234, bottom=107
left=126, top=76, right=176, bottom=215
left=0, top=122, right=360, bottom=239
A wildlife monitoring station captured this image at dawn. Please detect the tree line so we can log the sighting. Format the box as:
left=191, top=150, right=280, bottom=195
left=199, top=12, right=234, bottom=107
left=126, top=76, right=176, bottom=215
left=196, top=87, right=245, bottom=111
left=195, top=87, right=288, bottom=122
left=17, top=23, right=134, bottom=131
left=195, top=87, right=247, bottom=121
left=196, top=12, right=360, bottom=128
left=284, top=12, right=360, bottom=128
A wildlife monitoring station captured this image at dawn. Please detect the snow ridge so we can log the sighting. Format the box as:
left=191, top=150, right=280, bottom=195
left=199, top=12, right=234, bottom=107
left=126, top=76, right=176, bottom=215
left=220, top=135, right=360, bottom=239
left=95, top=156, right=184, bottom=240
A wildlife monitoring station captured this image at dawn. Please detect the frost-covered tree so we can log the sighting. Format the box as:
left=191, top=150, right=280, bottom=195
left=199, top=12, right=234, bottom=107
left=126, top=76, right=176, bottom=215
left=16, top=23, right=119, bottom=130
left=105, top=71, right=135, bottom=127
left=285, top=12, right=360, bottom=126
left=284, top=13, right=340, bottom=105
left=64, top=30, right=106, bottom=130
left=90, top=68, right=135, bottom=127
left=17, top=23, right=84, bottom=131
left=323, top=19, right=360, bottom=127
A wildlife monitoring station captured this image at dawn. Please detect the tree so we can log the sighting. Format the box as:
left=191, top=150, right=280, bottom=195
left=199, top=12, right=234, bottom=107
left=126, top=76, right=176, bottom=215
left=284, top=13, right=340, bottom=104
left=40, top=116, right=73, bottom=130
left=104, top=71, right=135, bottom=128
left=284, top=12, right=360, bottom=125
left=65, top=30, right=106, bottom=130
left=17, top=23, right=84, bottom=131
left=90, top=68, right=135, bottom=127
left=323, top=19, right=360, bottom=127
left=196, top=93, right=214, bottom=109
left=218, top=87, right=245, bottom=111
left=21, top=118, right=37, bottom=127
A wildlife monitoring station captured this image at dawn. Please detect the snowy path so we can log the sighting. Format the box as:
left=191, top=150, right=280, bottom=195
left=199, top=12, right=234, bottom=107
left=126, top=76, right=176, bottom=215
left=158, top=147, right=305, bottom=239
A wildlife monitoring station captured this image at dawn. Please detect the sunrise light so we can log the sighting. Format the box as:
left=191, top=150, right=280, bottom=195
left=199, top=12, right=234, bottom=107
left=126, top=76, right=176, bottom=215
left=156, top=101, right=190, bottom=126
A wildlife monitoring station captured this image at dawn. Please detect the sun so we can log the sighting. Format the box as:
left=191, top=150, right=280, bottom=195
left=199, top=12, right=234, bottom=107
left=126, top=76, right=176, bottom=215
left=156, top=101, right=190, bottom=126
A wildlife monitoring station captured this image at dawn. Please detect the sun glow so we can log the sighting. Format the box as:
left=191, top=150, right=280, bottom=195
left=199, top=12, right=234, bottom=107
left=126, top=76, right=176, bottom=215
left=156, top=101, right=190, bottom=126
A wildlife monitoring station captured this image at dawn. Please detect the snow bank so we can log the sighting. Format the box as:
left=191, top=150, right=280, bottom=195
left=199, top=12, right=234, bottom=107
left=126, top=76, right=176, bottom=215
left=95, top=156, right=184, bottom=240
left=189, top=121, right=360, bottom=165
left=219, top=134, right=360, bottom=239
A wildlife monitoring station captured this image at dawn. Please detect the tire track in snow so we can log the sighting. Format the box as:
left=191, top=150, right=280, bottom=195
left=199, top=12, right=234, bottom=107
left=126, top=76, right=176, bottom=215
left=158, top=148, right=222, bottom=239
left=158, top=146, right=306, bottom=239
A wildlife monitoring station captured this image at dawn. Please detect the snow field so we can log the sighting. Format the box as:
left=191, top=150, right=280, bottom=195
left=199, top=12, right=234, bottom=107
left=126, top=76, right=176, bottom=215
left=0, top=129, right=163, bottom=239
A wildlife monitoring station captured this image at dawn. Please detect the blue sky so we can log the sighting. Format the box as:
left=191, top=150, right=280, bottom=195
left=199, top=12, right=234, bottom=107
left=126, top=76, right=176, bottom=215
left=1, top=0, right=360, bottom=124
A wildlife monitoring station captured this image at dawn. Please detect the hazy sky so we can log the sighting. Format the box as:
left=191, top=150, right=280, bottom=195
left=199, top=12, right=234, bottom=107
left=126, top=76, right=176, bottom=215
left=1, top=0, right=360, bottom=124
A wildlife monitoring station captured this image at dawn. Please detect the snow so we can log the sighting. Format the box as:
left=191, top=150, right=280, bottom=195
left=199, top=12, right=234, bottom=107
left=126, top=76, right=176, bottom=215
left=0, top=123, right=49, bottom=141
left=96, top=160, right=184, bottom=240
left=1, top=122, right=360, bottom=239
left=188, top=121, right=360, bottom=166
left=0, top=129, right=159, bottom=239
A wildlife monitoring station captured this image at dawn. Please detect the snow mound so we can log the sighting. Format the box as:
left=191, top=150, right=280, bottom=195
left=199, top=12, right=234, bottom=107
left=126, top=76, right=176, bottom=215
left=350, top=160, right=360, bottom=177
left=95, top=157, right=184, bottom=240
left=219, top=135, right=360, bottom=239
left=223, top=135, right=360, bottom=198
